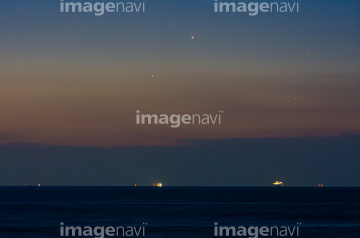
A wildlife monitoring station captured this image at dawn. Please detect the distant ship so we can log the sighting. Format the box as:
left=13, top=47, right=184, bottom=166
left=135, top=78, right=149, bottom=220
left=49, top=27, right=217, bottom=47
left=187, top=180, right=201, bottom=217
left=153, top=183, right=163, bottom=187
left=273, top=181, right=284, bottom=187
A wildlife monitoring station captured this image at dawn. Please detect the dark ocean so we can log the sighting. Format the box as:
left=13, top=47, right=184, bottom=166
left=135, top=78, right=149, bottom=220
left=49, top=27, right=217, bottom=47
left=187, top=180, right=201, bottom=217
left=0, top=187, right=359, bottom=238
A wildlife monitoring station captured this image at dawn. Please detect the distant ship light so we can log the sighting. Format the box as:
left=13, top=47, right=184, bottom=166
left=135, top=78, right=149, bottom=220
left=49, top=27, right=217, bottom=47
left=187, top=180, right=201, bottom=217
left=273, top=181, right=284, bottom=186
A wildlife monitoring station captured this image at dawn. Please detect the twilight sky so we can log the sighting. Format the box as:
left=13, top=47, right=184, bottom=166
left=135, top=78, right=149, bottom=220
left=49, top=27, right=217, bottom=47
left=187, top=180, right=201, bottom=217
left=0, top=0, right=359, bottom=186
left=0, top=0, right=359, bottom=147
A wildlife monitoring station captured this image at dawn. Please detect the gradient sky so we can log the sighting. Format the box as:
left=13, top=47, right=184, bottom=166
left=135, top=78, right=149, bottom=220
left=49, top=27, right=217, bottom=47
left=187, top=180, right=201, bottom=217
left=0, top=0, right=359, bottom=146
left=0, top=0, right=359, bottom=186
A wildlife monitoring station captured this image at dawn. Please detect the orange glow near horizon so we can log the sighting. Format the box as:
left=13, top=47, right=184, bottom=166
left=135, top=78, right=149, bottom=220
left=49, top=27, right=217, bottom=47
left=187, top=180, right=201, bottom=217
left=0, top=72, right=359, bottom=147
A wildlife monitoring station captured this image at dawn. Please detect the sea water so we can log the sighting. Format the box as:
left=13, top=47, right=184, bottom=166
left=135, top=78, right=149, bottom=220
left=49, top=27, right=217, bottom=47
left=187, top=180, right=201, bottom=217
left=0, top=187, right=359, bottom=237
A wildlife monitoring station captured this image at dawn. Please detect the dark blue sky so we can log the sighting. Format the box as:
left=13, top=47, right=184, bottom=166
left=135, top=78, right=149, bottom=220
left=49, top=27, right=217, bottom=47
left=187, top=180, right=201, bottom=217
left=0, top=136, right=359, bottom=186
left=0, top=0, right=359, bottom=186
